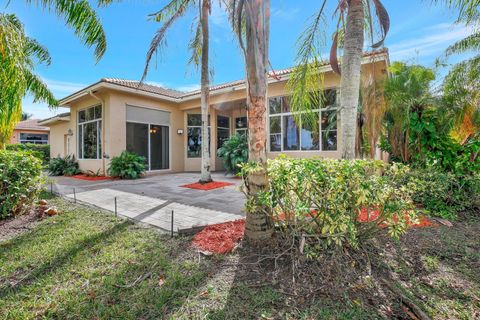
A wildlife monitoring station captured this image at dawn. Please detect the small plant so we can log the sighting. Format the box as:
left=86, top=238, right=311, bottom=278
left=107, top=151, right=146, bottom=179
left=0, top=150, right=44, bottom=219
left=48, top=155, right=80, bottom=176
left=217, top=134, right=248, bottom=174
left=85, top=169, right=102, bottom=177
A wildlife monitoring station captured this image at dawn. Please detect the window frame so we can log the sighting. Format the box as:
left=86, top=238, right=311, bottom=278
left=267, top=90, right=338, bottom=152
left=77, top=105, right=102, bottom=160
left=19, top=133, right=49, bottom=144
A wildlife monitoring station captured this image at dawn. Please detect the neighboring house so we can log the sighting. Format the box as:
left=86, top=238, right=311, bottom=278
left=39, top=50, right=389, bottom=174
left=10, top=119, right=50, bottom=144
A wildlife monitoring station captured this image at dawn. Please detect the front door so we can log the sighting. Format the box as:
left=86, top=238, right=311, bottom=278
left=126, top=122, right=169, bottom=170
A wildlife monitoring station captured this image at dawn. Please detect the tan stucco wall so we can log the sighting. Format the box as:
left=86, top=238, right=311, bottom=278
left=47, top=58, right=388, bottom=174
left=10, top=129, right=49, bottom=144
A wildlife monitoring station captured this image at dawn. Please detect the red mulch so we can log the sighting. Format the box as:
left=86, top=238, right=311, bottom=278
left=181, top=181, right=235, bottom=190
left=192, top=219, right=245, bottom=254
left=70, top=174, right=116, bottom=181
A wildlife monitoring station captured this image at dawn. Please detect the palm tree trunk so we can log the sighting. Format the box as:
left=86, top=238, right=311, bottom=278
left=243, top=0, right=274, bottom=242
left=199, top=0, right=212, bottom=183
left=340, top=0, right=364, bottom=159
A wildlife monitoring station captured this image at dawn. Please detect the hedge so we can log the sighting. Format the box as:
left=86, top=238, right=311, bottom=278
left=6, top=143, right=50, bottom=163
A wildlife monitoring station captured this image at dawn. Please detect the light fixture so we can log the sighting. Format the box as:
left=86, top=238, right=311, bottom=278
left=177, top=129, right=184, bottom=135
left=67, top=129, right=73, bottom=136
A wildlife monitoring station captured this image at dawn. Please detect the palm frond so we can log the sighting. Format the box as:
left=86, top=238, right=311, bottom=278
left=445, top=31, right=480, bottom=56
left=25, top=70, right=58, bottom=106
left=141, top=0, right=192, bottom=82
left=24, top=0, right=107, bottom=62
left=25, top=38, right=51, bottom=65
left=188, top=16, right=202, bottom=68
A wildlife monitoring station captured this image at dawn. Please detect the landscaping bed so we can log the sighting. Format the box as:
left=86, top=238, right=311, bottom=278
left=0, top=196, right=478, bottom=319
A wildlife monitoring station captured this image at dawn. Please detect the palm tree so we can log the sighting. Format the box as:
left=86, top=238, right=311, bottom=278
left=21, top=112, right=33, bottom=121
left=230, top=0, right=274, bottom=242
left=289, top=0, right=389, bottom=160
left=0, top=14, right=57, bottom=147
left=1, top=0, right=107, bottom=148
left=141, top=0, right=213, bottom=183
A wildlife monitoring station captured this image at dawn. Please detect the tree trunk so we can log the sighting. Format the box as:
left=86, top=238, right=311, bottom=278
left=243, top=0, right=274, bottom=242
left=199, top=0, right=212, bottom=183
left=340, top=0, right=364, bottom=160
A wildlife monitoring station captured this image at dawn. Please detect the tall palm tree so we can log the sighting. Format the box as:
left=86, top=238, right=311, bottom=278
left=141, top=0, right=213, bottom=183
left=289, top=0, right=389, bottom=159
left=1, top=0, right=107, bottom=147
left=231, top=0, right=274, bottom=242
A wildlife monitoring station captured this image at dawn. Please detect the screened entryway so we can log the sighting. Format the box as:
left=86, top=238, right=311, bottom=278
left=125, top=105, right=170, bottom=171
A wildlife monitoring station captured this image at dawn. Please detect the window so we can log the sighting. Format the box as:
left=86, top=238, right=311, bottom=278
left=19, top=133, right=48, bottom=144
left=78, top=105, right=102, bottom=159
left=187, top=114, right=210, bottom=158
left=235, top=116, right=247, bottom=135
left=268, top=90, right=337, bottom=152
left=217, top=115, right=230, bottom=150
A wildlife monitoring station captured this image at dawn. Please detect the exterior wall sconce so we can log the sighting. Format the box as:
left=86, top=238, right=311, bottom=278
left=177, top=129, right=184, bottom=135
left=67, top=128, right=73, bottom=136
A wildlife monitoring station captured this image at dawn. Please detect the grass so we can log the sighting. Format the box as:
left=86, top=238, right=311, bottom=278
left=0, top=194, right=479, bottom=319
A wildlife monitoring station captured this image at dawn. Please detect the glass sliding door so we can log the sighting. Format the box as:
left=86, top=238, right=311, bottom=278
left=150, top=125, right=169, bottom=170
left=126, top=122, right=169, bottom=171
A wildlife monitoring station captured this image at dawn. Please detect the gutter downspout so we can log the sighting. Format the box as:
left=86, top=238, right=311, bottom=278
left=88, top=90, right=106, bottom=175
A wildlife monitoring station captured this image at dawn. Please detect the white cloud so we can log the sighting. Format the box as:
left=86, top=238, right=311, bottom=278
left=175, top=84, right=201, bottom=92
left=210, top=2, right=228, bottom=26
left=43, top=78, right=87, bottom=96
left=389, top=23, right=474, bottom=61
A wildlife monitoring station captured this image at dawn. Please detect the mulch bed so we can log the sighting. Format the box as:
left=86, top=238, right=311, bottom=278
left=70, top=174, right=116, bottom=181
left=181, top=181, right=235, bottom=191
left=192, top=219, right=245, bottom=254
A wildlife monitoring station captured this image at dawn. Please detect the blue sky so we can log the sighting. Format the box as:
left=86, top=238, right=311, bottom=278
left=4, top=0, right=474, bottom=119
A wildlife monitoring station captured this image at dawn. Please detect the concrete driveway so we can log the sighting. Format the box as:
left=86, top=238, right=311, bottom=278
left=50, top=172, right=245, bottom=234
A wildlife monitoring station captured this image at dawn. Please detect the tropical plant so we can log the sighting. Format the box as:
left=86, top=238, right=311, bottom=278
left=289, top=0, right=390, bottom=160
left=229, top=0, right=274, bottom=242
left=107, top=151, right=146, bottom=179
left=21, top=112, right=33, bottom=120
left=1, top=1, right=107, bottom=148
left=140, top=0, right=216, bottom=183
left=260, top=157, right=418, bottom=250
left=381, top=62, right=437, bottom=163
left=48, top=155, right=81, bottom=176
left=0, top=150, right=43, bottom=219
left=217, top=134, right=248, bottom=174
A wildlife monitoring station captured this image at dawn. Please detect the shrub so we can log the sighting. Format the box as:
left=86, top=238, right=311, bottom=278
left=48, top=155, right=80, bottom=176
left=6, top=143, right=50, bottom=163
left=107, top=151, right=146, bottom=179
left=399, top=168, right=479, bottom=220
left=217, top=134, right=248, bottom=174
left=243, top=157, right=418, bottom=250
left=0, top=150, right=43, bottom=219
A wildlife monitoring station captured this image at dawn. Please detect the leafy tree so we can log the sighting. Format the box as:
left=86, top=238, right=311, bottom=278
left=381, top=62, right=436, bottom=163
left=1, top=0, right=107, bottom=148
left=139, top=0, right=216, bottom=183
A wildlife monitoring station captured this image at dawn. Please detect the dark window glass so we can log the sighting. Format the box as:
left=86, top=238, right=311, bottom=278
left=150, top=125, right=169, bottom=170
left=322, top=130, right=337, bottom=151
left=235, top=116, right=247, bottom=129
left=126, top=122, right=149, bottom=163
left=187, top=127, right=202, bottom=158
left=269, top=97, right=281, bottom=114
left=78, top=125, right=83, bottom=158
left=19, top=133, right=48, bottom=143
left=94, top=105, right=102, bottom=119
left=321, top=110, right=337, bottom=130
left=83, top=121, right=99, bottom=159
left=187, top=114, right=202, bottom=126
left=269, top=116, right=281, bottom=133
left=217, top=115, right=229, bottom=128
left=321, top=89, right=337, bottom=108
left=85, top=107, right=95, bottom=122
left=270, top=134, right=281, bottom=151
left=300, top=113, right=320, bottom=150
left=217, top=128, right=230, bottom=150
left=283, top=115, right=300, bottom=150
left=78, top=110, right=86, bottom=123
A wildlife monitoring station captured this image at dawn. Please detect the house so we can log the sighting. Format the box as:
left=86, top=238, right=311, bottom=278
left=39, top=50, right=389, bottom=174
left=10, top=119, right=50, bottom=144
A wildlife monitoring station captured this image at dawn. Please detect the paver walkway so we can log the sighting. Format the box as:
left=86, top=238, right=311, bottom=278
left=50, top=172, right=245, bottom=234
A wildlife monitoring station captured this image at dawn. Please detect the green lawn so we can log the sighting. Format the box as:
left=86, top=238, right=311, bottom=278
left=1, top=195, right=479, bottom=319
